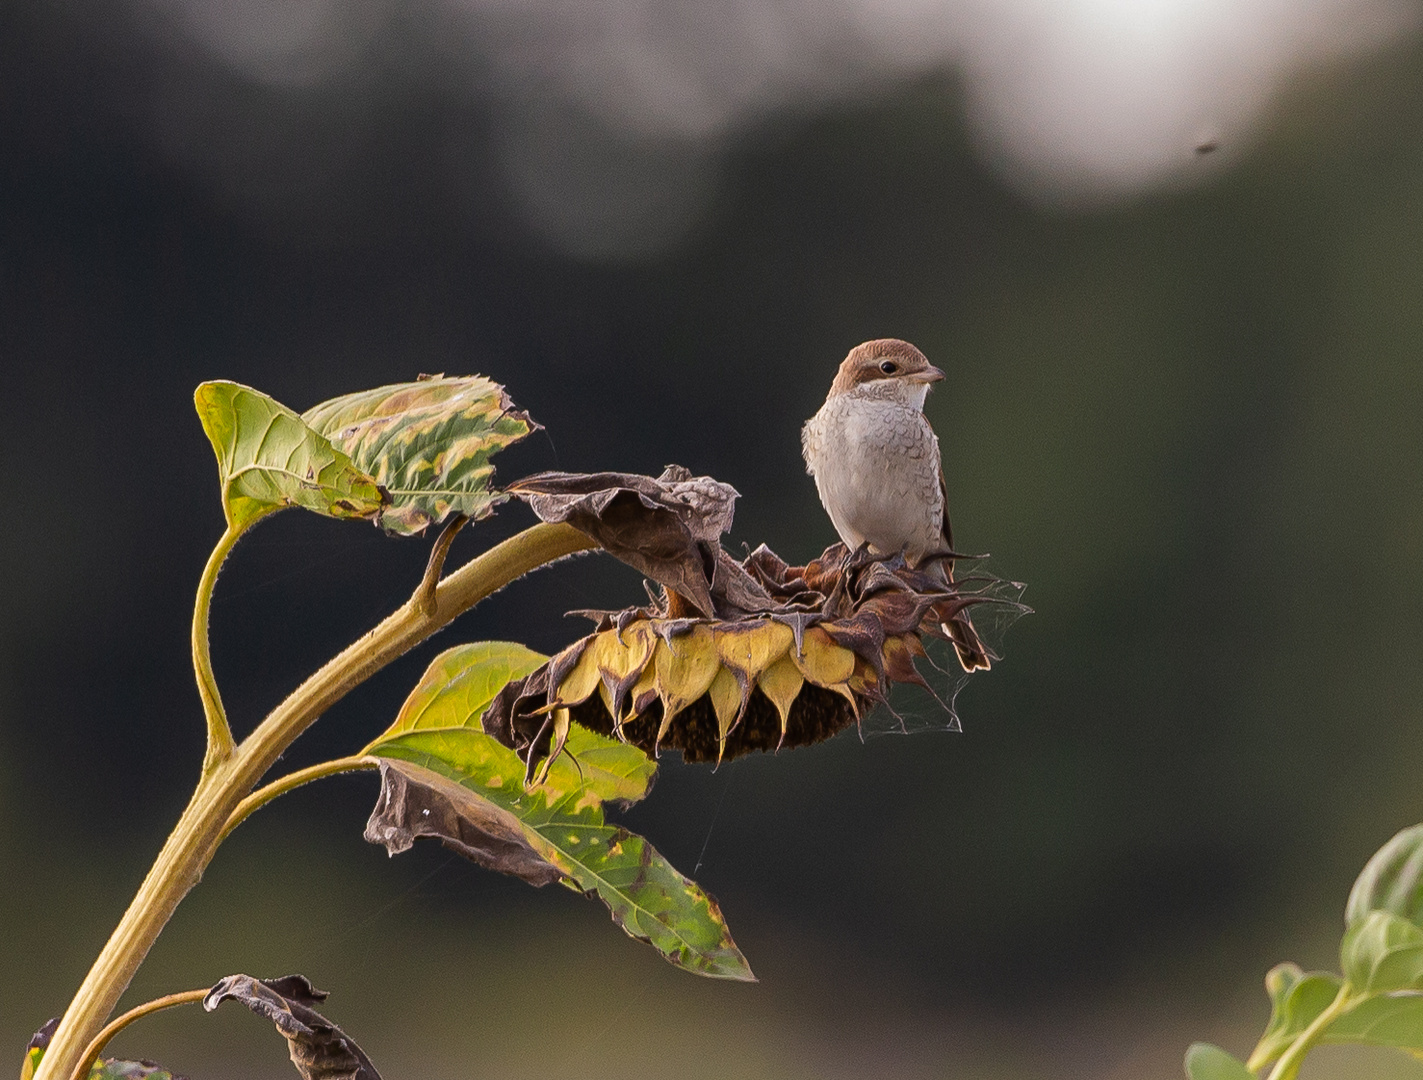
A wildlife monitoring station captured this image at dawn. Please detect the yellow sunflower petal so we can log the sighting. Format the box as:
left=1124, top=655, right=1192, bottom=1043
left=620, top=663, right=660, bottom=738
left=554, top=638, right=604, bottom=706
left=594, top=623, right=656, bottom=691
left=653, top=626, right=721, bottom=745
left=530, top=707, right=571, bottom=787
left=708, top=665, right=748, bottom=764
left=847, top=655, right=881, bottom=697
left=789, top=625, right=856, bottom=686
left=756, top=654, right=804, bottom=746
left=714, top=620, right=794, bottom=681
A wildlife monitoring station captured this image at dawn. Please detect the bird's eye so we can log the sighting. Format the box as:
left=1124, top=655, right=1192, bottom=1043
left=879, top=361, right=898, bottom=375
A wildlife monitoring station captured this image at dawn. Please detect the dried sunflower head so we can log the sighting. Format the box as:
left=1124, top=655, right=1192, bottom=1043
left=485, top=468, right=1026, bottom=769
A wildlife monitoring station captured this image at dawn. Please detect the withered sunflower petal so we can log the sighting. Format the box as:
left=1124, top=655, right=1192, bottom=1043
left=708, top=666, right=748, bottom=763
left=755, top=655, right=804, bottom=748
left=653, top=627, right=721, bottom=716
left=713, top=621, right=794, bottom=681
left=789, top=626, right=856, bottom=686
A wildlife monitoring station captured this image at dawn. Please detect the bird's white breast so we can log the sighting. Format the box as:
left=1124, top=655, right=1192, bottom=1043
left=802, top=391, right=945, bottom=563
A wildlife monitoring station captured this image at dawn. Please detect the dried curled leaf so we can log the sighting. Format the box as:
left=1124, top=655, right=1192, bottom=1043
left=303, top=375, right=538, bottom=535
left=364, top=757, right=565, bottom=886
left=203, top=975, right=381, bottom=1080
left=21, top=1021, right=187, bottom=1080
left=485, top=526, right=1027, bottom=765
left=508, top=466, right=768, bottom=618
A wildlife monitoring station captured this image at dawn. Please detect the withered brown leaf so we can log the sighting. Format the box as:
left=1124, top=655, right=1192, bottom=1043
left=203, top=975, right=381, bottom=1080
left=363, top=759, right=563, bottom=886
left=508, top=466, right=774, bottom=618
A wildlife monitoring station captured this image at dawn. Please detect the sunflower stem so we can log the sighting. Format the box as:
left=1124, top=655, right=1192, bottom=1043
left=32, top=521, right=599, bottom=1080
left=68, top=989, right=209, bottom=1080
left=219, top=755, right=379, bottom=843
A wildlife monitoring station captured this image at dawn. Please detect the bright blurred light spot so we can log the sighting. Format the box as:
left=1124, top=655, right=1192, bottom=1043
left=940, top=0, right=1418, bottom=197
left=141, top=0, right=1420, bottom=255
left=151, top=0, right=390, bottom=86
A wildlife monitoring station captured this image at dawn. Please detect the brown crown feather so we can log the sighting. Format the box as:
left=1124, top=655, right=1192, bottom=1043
left=829, top=338, right=933, bottom=394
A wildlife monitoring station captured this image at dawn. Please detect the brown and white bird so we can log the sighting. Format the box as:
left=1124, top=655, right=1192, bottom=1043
left=802, top=338, right=990, bottom=671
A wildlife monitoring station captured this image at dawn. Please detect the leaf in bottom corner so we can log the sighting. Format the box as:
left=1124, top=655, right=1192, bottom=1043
left=90, top=1063, right=185, bottom=1080
left=1250, top=964, right=1343, bottom=1065
left=20, top=1020, right=56, bottom=1080
left=365, top=726, right=754, bottom=981
left=1183, top=1043, right=1253, bottom=1080
left=203, top=974, right=381, bottom=1080
left=20, top=1022, right=187, bottom=1080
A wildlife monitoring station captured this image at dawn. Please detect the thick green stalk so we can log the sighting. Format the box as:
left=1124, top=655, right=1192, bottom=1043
left=1264, top=982, right=1356, bottom=1080
left=32, top=521, right=597, bottom=1080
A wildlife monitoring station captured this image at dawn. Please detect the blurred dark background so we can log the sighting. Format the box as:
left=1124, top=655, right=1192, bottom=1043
left=7, top=1, right=1423, bottom=1077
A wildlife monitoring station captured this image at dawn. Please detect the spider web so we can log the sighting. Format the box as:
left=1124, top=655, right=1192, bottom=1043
left=857, top=567, right=1029, bottom=739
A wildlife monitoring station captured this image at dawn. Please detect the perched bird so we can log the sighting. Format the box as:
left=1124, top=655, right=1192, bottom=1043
left=802, top=338, right=990, bottom=671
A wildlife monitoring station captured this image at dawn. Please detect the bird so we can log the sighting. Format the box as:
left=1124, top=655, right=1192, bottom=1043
left=801, top=338, right=991, bottom=671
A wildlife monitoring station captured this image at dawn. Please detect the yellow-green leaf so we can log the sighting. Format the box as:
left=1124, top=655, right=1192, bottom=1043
left=1184, top=1043, right=1253, bottom=1080
left=367, top=727, right=751, bottom=980
left=1343, top=910, right=1423, bottom=993
left=195, top=381, right=385, bottom=530
left=365, top=641, right=547, bottom=745
left=303, top=375, right=537, bottom=536
left=1348, top=824, right=1423, bottom=928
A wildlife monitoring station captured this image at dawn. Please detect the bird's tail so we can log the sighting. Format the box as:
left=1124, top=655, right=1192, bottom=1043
left=921, top=555, right=993, bottom=672
left=942, top=610, right=992, bottom=672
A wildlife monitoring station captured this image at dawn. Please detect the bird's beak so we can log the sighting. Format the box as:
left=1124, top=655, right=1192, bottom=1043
left=906, top=365, right=945, bottom=384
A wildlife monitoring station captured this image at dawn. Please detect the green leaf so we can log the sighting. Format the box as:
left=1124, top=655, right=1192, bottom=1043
left=1250, top=962, right=1423, bottom=1063
left=366, top=727, right=753, bottom=981
left=1328, top=992, right=1423, bottom=1049
left=194, top=382, right=385, bottom=530
left=1348, top=824, right=1423, bottom=928
left=1184, top=1043, right=1254, bottom=1080
left=1342, top=909, right=1423, bottom=992
left=364, top=641, right=548, bottom=746
left=367, top=639, right=654, bottom=804
left=302, top=375, right=538, bottom=536
left=1252, top=965, right=1344, bottom=1066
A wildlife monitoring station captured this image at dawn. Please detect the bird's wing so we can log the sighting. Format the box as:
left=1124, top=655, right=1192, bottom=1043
left=800, top=415, right=818, bottom=475
left=920, top=413, right=954, bottom=578
left=936, top=457, right=993, bottom=671
left=938, top=469, right=955, bottom=582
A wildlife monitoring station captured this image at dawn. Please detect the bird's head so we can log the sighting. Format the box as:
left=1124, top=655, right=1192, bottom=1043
left=828, top=339, right=945, bottom=407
